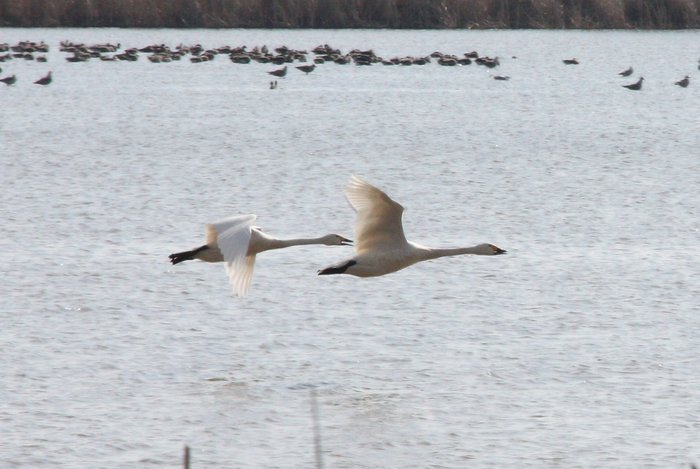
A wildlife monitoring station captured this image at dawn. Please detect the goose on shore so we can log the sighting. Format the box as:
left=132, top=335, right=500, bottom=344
left=318, top=176, right=506, bottom=278
left=170, top=214, right=352, bottom=296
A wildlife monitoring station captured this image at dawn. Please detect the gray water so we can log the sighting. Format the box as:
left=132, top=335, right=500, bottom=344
left=1, top=28, right=699, bottom=468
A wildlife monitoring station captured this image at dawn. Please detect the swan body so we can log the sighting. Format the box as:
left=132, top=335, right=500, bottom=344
left=318, top=176, right=505, bottom=278
left=170, top=214, right=351, bottom=296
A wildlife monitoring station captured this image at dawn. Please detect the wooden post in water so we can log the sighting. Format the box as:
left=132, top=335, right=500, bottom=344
left=183, top=445, right=191, bottom=469
left=310, top=388, right=324, bottom=469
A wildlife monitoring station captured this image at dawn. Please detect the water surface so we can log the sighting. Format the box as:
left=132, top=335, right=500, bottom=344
left=1, top=28, right=699, bottom=468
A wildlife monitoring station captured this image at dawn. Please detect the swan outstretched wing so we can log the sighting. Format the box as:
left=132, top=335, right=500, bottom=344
left=207, top=214, right=257, bottom=297
left=227, top=254, right=256, bottom=297
left=345, top=176, right=407, bottom=253
left=206, top=214, right=257, bottom=244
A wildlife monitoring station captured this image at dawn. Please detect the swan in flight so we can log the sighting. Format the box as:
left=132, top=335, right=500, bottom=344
left=318, top=176, right=506, bottom=278
left=170, top=214, right=352, bottom=296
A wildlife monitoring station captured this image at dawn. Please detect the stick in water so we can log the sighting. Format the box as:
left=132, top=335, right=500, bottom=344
left=310, top=388, right=324, bottom=469
left=183, top=445, right=190, bottom=469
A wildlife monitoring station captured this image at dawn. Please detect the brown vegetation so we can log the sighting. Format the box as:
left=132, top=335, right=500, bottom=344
left=0, top=0, right=698, bottom=28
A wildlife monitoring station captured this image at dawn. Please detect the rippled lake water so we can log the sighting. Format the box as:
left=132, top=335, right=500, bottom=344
left=1, top=28, right=699, bottom=468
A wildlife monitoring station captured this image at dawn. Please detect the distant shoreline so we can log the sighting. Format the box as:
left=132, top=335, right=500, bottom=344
left=1, top=0, right=699, bottom=29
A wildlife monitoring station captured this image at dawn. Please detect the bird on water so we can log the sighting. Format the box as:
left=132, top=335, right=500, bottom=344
left=0, top=74, right=16, bottom=85
left=34, top=71, right=52, bottom=85
left=618, top=66, right=633, bottom=77
left=296, top=64, right=316, bottom=74
left=267, top=66, right=287, bottom=78
left=318, top=176, right=506, bottom=278
left=675, top=75, right=690, bottom=88
left=622, top=77, right=644, bottom=90
left=170, top=214, right=352, bottom=296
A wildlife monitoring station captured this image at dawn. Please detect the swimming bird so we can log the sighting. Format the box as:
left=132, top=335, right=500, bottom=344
left=170, top=214, right=352, bottom=296
left=562, top=58, right=579, bottom=65
left=318, top=176, right=506, bottom=278
left=268, top=66, right=287, bottom=78
left=0, top=74, right=16, bottom=85
left=34, top=71, right=52, bottom=85
left=618, top=66, right=633, bottom=76
left=296, top=64, right=315, bottom=74
left=493, top=75, right=510, bottom=81
left=622, top=76, right=643, bottom=90
left=675, top=75, right=690, bottom=88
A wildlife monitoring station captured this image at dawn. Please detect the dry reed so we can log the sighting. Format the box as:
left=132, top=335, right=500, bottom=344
left=0, top=0, right=697, bottom=28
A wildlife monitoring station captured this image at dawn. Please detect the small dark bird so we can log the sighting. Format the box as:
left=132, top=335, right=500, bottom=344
left=618, top=66, right=633, bottom=76
left=295, top=64, right=315, bottom=74
left=563, top=58, right=579, bottom=65
left=0, top=74, right=16, bottom=85
left=34, top=71, right=52, bottom=85
left=675, top=75, right=690, bottom=88
left=622, top=76, right=644, bottom=90
left=267, top=66, right=287, bottom=78
left=493, top=75, right=510, bottom=81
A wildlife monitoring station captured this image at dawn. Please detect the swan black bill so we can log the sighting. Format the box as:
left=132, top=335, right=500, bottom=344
left=318, top=260, right=356, bottom=275
left=495, top=247, right=507, bottom=255
left=340, top=237, right=353, bottom=246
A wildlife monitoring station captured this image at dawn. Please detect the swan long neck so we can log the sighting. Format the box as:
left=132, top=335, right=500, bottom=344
left=267, top=236, right=329, bottom=250
left=419, top=245, right=488, bottom=260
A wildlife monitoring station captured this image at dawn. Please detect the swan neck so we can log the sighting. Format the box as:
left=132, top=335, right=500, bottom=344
left=421, top=245, right=485, bottom=260
left=271, top=237, right=326, bottom=249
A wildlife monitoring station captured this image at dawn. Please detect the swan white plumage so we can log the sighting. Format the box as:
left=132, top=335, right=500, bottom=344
left=170, top=214, right=352, bottom=296
left=318, top=176, right=506, bottom=277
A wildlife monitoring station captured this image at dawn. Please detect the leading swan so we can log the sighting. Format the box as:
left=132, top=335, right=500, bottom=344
left=318, top=176, right=506, bottom=277
left=170, top=214, right=351, bottom=296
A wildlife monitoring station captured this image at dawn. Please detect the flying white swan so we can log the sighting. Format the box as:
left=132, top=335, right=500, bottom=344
left=170, top=214, right=352, bottom=296
left=318, top=176, right=506, bottom=277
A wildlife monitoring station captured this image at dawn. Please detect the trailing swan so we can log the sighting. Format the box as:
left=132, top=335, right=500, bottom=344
left=170, top=214, right=351, bottom=296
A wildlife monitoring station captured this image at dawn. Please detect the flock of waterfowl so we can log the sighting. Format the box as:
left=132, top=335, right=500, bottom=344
left=561, top=57, right=693, bottom=91
left=0, top=39, right=697, bottom=90
left=0, top=39, right=503, bottom=87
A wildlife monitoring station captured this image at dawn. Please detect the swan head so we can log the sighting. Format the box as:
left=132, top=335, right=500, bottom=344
left=321, top=234, right=353, bottom=246
left=476, top=243, right=507, bottom=255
